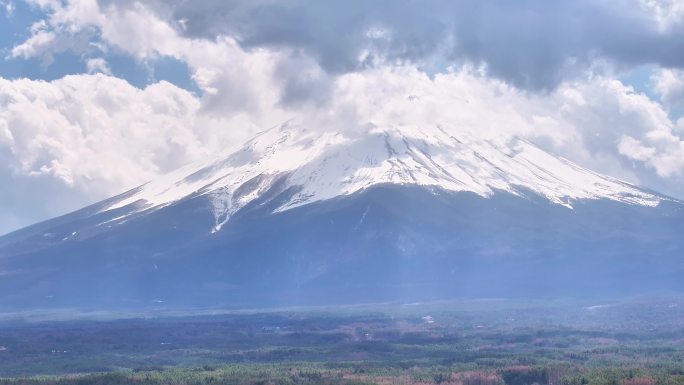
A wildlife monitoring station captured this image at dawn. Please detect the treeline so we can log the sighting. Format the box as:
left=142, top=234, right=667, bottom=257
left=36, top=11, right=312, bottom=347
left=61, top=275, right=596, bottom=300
left=2, top=365, right=684, bottom=385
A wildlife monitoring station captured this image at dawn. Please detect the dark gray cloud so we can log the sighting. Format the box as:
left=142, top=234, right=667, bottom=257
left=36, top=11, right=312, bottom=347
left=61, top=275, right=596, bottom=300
left=137, top=0, right=684, bottom=91
left=273, top=52, right=333, bottom=107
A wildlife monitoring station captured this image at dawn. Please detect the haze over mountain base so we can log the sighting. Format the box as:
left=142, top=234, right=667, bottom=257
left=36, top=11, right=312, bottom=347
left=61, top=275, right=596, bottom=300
left=1, top=185, right=683, bottom=311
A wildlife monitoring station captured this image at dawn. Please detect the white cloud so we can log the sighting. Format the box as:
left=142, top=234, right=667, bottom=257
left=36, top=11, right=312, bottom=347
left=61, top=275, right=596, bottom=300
left=10, top=30, right=57, bottom=62
left=653, top=68, right=684, bottom=111
left=9, top=14, right=95, bottom=66
left=85, top=57, right=111, bottom=75
left=640, top=0, right=684, bottom=30
left=618, top=136, right=657, bottom=162
left=0, top=73, right=276, bottom=234
left=1, top=1, right=15, bottom=17
left=0, top=119, right=13, bottom=147
left=24, top=0, right=61, bottom=10
left=1, top=75, right=197, bottom=190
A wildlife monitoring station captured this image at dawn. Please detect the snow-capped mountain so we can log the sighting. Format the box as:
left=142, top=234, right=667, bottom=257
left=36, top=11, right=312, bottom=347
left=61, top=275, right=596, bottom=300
left=0, top=121, right=682, bottom=311
left=103, top=120, right=662, bottom=233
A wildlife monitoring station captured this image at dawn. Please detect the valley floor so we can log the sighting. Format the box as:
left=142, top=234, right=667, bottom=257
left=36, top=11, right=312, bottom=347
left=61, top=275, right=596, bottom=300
left=0, top=298, right=683, bottom=385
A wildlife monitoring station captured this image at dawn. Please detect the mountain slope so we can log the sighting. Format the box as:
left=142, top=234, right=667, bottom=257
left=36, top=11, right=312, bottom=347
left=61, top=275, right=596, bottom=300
left=0, top=121, right=682, bottom=311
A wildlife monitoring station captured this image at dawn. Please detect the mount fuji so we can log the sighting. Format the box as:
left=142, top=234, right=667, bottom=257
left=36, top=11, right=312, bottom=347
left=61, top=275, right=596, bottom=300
left=1, top=121, right=683, bottom=311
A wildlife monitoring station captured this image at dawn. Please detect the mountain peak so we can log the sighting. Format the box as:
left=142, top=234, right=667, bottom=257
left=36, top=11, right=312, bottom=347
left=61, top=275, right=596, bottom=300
left=101, top=121, right=663, bottom=233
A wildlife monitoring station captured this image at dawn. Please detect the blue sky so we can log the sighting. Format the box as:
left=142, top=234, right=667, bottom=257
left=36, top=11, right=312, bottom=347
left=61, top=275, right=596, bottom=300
left=1, top=0, right=684, bottom=235
left=0, top=1, right=199, bottom=91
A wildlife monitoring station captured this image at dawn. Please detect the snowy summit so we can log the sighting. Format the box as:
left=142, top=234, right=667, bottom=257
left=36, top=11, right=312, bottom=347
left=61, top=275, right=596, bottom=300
left=104, top=121, right=664, bottom=233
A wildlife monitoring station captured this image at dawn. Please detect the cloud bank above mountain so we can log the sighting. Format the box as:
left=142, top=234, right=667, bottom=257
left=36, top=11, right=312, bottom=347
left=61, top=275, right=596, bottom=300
left=0, top=0, right=683, bottom=234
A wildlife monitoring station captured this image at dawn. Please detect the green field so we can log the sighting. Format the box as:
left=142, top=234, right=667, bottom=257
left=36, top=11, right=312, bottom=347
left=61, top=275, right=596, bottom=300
left=1, top=298, right=683, bottom=385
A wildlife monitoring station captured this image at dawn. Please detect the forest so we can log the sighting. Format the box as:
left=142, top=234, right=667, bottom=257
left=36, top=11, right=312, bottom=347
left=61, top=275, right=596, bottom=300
left=0, top=298, right=682, bottom=385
